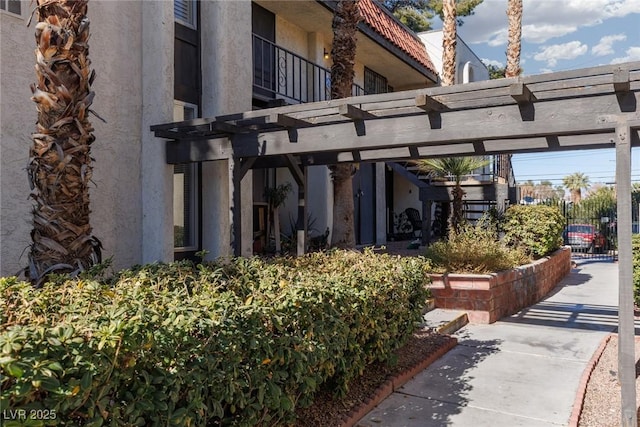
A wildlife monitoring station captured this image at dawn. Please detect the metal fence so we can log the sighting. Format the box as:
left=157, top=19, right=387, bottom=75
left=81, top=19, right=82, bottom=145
left=552, top=199, right=622, bottom=261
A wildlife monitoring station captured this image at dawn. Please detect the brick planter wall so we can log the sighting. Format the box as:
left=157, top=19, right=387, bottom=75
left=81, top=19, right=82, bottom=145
left=428, top=247, right=571, bottom=324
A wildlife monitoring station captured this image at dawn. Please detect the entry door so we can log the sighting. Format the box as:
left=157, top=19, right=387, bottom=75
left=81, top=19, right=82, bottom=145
left=353, top=163, right=376, bottom=245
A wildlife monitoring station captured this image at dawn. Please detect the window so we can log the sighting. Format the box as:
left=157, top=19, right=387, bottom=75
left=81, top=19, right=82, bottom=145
left=174, top=0, right=196, bottom=29
left=364, top=67, right=390, bottom=95
left=0, top=0, right=21, bottom=15
left=173, top=102, right=199, bottom=250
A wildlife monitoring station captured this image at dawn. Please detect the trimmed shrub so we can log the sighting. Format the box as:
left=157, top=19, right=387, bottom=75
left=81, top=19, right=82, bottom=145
left=0, top=250, right=429, bottom=426
left=503, top=204, right=565, bottom=258
left=633, top=235, right=640, bottom=307
left=425, top=220, right=529, bottom=274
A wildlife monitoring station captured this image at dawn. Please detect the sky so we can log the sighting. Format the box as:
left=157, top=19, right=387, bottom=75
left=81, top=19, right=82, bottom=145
left=432, top=0, right=640, bottom=186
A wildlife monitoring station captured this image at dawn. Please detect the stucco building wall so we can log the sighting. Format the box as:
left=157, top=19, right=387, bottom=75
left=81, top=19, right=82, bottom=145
left=1, top=6, right=33, bottom=276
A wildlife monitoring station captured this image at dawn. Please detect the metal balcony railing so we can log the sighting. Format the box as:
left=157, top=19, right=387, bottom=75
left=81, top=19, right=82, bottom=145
left=253, top=34, right=365, bottom=104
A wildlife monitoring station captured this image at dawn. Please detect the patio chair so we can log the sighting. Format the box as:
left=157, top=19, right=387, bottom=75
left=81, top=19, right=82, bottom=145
left=404, top=207, right=422, bottom=238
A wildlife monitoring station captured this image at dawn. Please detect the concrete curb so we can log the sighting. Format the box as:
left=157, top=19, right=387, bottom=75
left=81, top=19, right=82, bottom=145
left=436, top=312, right=469, bottom=335
left=343, top=335, right=458, bottom=427
left=568, top=333, right=613, bottom=427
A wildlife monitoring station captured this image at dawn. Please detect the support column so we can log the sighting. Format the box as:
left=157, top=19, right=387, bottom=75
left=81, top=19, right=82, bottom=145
left=296, top=168, right=308, bottom=256
left=616, top=122, right=636, bottom=427
left=375, top=162, right=387, bottom=245
left=201, top=1, right=252, bottom=259
left=141, top=1, right=174, bottom=263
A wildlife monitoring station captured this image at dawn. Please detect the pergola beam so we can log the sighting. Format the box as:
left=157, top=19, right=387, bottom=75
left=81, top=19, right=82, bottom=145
left=230, top=93, right=639, bottom=158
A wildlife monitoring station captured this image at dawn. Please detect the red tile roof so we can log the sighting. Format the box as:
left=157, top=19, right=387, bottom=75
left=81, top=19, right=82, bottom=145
left=358, top=0, right=437, bottom=76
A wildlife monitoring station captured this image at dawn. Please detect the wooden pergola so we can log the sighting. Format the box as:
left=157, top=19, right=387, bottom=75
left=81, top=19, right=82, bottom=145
left=153, top=61, right=640, bottom=425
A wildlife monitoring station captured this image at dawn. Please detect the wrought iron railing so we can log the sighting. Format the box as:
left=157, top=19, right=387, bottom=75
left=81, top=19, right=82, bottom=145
left=253, top=34, right=365, bottom=104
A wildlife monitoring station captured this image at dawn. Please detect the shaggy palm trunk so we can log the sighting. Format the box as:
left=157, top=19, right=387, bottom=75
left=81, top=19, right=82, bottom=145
left=505, top=0, right=523, bottom=78
left=329, top=0, right=360, bottom=248
left=451, top=184, right=465, bottom=234
left=28, top=0, right=101, bottom=285
left=441, top=0, right=457, bottom=86
left=571, top=189, right=582, bottom=204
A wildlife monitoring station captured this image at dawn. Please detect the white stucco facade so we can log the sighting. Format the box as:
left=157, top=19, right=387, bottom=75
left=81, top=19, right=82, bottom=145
left=0, top=0, right=440, bottom=276
left=418, top=30, right=490, bottom=84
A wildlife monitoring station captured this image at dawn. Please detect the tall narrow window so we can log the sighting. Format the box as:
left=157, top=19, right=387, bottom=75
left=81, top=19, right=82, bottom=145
left=173, top=102, right=199, bottom=251
left=0, top=0, right=21, bottom=15
left=174, top=0, right=196, bottom=29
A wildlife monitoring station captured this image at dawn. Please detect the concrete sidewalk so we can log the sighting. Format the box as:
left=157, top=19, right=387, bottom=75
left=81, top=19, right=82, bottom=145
left=358, top=261, right=631, bottom=427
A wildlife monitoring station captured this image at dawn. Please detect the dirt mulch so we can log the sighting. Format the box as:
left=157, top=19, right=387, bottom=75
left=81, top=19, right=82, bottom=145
left=294, top=329, right=456, bottom=426
left=576, top=334, right=640, bottom=426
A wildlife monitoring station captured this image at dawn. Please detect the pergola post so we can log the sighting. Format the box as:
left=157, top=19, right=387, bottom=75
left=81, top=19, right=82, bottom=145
left=616, top=121, right=636, bottom=427
left=232, top=158, right=255, bottom=257
left=296, top=168, right=308, bottom=256
left=421, top=200, right=432, bottom=246
left=284, top=155, right=307, bottom=256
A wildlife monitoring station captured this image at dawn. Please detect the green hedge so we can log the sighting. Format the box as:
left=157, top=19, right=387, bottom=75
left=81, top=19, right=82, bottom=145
left=0, top=250, right=429, bottom=426
left=503, top=204, right=565, bottom=258
left=633, top=235, right=640, bottom=307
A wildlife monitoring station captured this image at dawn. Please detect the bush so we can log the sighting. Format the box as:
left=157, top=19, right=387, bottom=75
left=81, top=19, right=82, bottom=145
left=633, top=235, right=640, bottom=307
left=425, top=220, right=530, bottom=274
left=0, top=250, right=429, bottom=426
left=503, top=204, right=565, bottom=258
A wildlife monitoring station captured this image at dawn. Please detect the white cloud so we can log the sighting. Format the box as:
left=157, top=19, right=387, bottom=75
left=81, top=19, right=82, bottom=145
left=592, top=34, right=627, bottom=56
left=481, top=58, right=504, bottom=68
left=611, top=46, right=640, bottom=63
left=459, top=0, right=640, bottom=46
left=533, top=41, right=588, bottom=67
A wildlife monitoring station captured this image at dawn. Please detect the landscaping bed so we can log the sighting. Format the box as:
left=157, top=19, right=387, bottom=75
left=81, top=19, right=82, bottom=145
left=576, top=334, right=640, bottom=427
left=0, top=250, right=431, bottom=426
left=295, top=329, right=456, bottom=426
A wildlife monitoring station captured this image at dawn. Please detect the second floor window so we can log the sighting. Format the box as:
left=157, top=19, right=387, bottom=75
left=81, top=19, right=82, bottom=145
left=0, top=0, right=21, bottom=15
left=364, top=67, right=390, bottom=95
left=174, top=0, right=196, bottom=29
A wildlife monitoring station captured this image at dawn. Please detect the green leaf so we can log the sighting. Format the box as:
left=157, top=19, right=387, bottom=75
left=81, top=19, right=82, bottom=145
left=39, top=376, right=61, bottom=392
left=81, top=371, right=92, bottom=389
left=0, top=356, right=16, bottom=364
left=47, top=361, right=63, bottom=371
left=5, top=362, right=24, bottom=378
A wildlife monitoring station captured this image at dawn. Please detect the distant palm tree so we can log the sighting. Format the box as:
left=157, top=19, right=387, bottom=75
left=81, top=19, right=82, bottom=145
left=416, top=157, right=490, bottom=233
left=505, top=0, right=523, bottom=78
left=329, top=0, right=361, bottom=249
left=441, top=0, right=457, bottom=86
left=563, top=172, right=590, bottom=204
left=28, top=0, right=101, bottom=286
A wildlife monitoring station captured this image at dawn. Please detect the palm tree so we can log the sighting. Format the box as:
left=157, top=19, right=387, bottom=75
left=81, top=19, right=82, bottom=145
left=416, top=157, right=490, bottom=233
left=28, top=0, right=101, bottom=285
left=441, top=0, right=457, bottom=86
left=505, top=0, right=523, bottom=78
left=329, top=0, right=361, bottom=249
left=563, top=172, right=590, bottom=204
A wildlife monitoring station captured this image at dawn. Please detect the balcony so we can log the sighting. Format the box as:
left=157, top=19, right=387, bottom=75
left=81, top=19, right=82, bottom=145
left=253, top=34, right=365, bottom=105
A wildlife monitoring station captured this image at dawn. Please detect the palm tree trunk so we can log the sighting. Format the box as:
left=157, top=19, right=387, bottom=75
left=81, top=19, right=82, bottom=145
left=451, top=185, right=465, bottom=233
left=329, top=0, right=360, bottom=249
left=441, top=0, right=457, bottom=86
left=28, top=0, right=101, bottom=285
left=505, top=0, right=523, bottom=78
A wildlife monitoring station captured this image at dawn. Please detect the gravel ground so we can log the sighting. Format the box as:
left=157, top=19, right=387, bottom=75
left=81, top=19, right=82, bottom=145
left=579, top=335, right=640, bottom=426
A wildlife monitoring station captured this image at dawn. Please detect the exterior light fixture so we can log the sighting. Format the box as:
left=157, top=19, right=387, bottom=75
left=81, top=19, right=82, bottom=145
left=323, top=48, right=329, bottom=59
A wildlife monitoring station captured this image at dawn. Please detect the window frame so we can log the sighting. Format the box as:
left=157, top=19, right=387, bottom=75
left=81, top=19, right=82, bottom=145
left=173, top=101, right=200, bottom=252
left=0, top=0, right=22, bottom=17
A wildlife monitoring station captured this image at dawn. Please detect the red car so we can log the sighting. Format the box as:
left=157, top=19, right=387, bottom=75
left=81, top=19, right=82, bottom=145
left=563, top=224, right=606, bottom=253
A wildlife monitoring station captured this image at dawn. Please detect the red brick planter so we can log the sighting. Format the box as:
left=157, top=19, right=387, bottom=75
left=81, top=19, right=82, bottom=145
left=428, top=247, right=571, bottom=324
